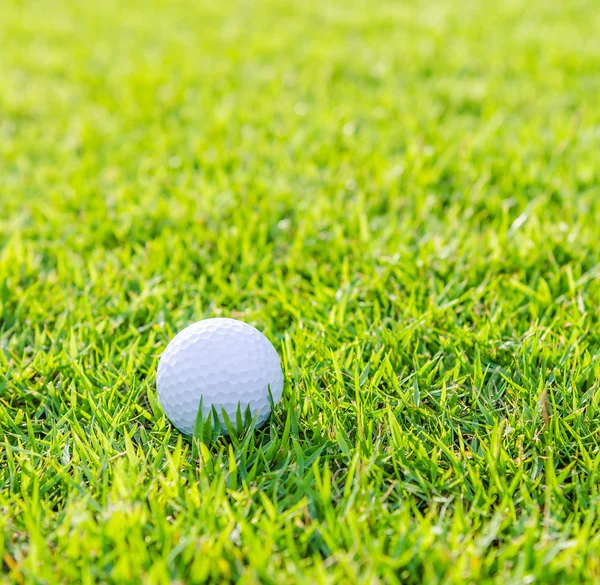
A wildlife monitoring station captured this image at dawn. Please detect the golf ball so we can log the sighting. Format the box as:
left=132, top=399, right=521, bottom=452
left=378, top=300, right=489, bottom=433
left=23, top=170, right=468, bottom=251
left=156, top=318, right=284, bottom=436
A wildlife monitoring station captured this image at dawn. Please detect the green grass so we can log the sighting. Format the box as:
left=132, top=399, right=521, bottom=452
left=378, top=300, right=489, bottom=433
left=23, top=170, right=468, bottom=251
left=1, top=0, right=600, bottom=582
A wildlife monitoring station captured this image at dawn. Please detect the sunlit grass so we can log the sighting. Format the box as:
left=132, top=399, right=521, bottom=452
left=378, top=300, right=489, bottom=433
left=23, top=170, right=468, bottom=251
left=1, top=0, right=600, bottom=583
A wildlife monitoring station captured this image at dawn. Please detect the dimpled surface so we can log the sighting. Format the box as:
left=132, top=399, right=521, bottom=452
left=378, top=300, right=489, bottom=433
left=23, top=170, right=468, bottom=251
left=156, top=318, right=284, bottom=436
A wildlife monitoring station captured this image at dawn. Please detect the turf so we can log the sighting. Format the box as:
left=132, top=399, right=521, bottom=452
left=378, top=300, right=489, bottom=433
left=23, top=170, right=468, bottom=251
left=1, top=0, right=600, bottom=583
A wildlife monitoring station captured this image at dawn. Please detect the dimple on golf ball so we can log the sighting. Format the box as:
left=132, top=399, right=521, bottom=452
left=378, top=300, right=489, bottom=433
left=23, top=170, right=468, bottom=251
left=156, top=318, right=284, bottom=435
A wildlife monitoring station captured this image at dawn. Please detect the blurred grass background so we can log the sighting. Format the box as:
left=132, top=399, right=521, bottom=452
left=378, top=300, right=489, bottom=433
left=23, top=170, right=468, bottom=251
left=1, top=0, right=600, bottom=583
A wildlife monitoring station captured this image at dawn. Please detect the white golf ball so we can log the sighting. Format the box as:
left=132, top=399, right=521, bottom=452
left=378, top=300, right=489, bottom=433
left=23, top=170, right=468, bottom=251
left=156, top=318, right=284, bottom=436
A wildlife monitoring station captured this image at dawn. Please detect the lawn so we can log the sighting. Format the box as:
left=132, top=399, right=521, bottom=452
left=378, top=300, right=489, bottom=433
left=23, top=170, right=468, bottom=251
left=1, top=0, right=600, bottom=583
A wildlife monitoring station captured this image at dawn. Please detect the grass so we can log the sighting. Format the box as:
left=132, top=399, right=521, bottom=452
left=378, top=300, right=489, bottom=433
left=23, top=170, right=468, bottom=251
left=1, top=0, right=600, bottom=582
